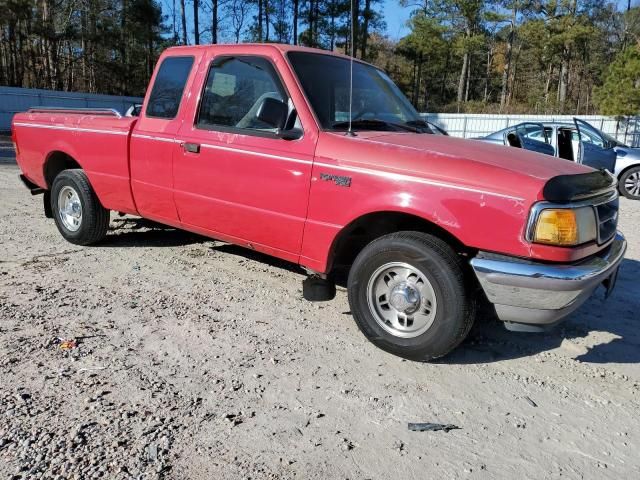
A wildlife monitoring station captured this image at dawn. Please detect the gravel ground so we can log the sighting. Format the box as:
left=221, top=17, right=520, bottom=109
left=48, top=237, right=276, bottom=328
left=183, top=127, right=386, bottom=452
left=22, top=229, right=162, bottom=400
left=1, top=152, right=639, bottom=479
left=0, top=136, right=15, bottom=164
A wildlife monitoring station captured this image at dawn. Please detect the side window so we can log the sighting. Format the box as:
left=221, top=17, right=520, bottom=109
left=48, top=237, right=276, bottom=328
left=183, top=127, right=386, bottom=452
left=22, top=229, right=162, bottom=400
left=196, top=56, right=288, bottom=132
left=522, top=126, right=543, bottom=140
left=146, top=56, right=194, bottom=119
left=521, top=125, right=550, bottom=143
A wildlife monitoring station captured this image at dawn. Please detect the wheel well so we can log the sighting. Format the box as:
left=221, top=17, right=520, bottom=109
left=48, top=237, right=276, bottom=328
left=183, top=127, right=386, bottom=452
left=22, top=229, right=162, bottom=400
left=327, top=211, right=471, bottom=276
left=43, top=151, right=81, bottom=188
left=618, top=163, right=640, bottom=181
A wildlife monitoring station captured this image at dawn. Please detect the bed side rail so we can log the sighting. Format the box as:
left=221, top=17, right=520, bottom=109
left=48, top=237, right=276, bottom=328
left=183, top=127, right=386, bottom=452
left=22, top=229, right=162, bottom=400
left=27, top=107, right=122, bottom=118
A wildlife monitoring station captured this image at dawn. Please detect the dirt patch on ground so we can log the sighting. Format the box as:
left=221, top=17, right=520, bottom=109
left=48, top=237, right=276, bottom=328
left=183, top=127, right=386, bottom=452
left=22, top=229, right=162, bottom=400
left=1, top=162, right=639, bottom=479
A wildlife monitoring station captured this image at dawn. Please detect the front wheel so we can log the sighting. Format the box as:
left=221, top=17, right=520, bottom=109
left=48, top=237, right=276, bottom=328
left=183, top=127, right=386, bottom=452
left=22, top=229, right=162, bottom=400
left=618, top=166, right=640, bottom=200
left=347, top=232, right=474, bottom=361
left=51, top=169, right=110, bottom=245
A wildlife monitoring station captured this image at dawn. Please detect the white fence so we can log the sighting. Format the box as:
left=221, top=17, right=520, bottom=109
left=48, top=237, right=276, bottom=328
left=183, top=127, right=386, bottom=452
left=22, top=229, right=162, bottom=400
left=423, top=113, right=640, bottom=147
left=0, top=86, right=142, bottom=132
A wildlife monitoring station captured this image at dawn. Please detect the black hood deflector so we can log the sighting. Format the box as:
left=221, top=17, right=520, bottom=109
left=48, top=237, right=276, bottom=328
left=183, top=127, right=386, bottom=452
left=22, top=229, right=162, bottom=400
left=542, top=170, right=616, bottom=203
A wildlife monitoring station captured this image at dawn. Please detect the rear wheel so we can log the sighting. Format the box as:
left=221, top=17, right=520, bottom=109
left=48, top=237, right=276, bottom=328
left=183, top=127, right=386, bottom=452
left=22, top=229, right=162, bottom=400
left=51, top=169, right=110, bottom=245
left=347, top=231, right=474, bottom=361
left=618, top=166, right=640, bottom=200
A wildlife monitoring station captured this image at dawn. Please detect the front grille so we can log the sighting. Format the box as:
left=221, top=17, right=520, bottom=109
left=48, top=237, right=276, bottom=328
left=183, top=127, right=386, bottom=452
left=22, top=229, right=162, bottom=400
left=596, top=196, right=619, bottom=244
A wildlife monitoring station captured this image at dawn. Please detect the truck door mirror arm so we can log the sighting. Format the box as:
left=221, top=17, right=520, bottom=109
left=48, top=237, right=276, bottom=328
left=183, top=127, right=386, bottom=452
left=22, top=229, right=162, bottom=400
left=277, top=128, right=303, bottom=140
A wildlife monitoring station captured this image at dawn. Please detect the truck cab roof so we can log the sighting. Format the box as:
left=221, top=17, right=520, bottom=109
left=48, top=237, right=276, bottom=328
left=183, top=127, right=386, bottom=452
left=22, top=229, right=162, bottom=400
left=161, top=43, right=373, bottom=66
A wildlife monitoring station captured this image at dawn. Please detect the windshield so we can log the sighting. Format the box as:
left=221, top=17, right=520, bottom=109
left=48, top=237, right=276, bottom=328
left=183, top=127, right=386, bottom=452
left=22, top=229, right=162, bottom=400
left=287, top=51, right=422, bottom=131
left=602, top=130, right=627, bottom=148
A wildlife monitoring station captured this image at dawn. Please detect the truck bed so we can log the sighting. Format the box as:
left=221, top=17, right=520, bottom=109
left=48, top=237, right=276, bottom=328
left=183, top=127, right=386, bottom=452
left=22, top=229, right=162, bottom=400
left=12, top=108, right=138, bottom=214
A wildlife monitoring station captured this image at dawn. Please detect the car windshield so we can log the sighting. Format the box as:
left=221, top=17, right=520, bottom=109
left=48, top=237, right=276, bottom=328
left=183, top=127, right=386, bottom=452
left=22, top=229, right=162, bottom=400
left=287, top=51, right=423, bottom=132
left=601, top=130, right=627, bottom=148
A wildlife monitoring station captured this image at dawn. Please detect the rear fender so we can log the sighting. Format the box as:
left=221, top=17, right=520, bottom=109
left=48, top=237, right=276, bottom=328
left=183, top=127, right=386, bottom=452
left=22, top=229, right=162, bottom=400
left=42, top=139, right=137, bottom=215
left=42, top=140, right=84, bottom=187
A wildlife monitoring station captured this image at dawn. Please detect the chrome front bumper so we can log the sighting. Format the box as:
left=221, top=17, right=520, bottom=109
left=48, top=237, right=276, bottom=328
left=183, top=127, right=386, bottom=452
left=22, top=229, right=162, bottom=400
left=470, top=233, right=626, bottom=331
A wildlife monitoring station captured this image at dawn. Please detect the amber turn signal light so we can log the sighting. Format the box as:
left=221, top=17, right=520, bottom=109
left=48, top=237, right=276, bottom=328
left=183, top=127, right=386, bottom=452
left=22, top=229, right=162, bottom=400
left=533, top=209, right=579, bottom=246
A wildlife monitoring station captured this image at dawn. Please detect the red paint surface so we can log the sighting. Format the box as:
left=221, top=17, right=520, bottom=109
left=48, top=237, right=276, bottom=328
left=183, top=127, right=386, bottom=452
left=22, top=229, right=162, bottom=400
left=13, top=44, right=602, bottom=273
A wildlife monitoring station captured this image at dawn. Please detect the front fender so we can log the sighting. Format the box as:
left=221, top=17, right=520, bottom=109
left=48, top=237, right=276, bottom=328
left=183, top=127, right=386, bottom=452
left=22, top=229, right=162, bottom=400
left=299, top=163, right=530, bottom=273
left=613, top=152, right=640, bottom=177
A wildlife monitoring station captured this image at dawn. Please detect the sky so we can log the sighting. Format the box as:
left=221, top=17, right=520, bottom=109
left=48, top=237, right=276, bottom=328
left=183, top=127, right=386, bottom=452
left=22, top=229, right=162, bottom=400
left=162, top=0, right=640, bottom=44
left=382, top=0, right=640, bottom=41
left=161, top=0, right=415, bottom=42
left=383, top=0, right=412, bottom=40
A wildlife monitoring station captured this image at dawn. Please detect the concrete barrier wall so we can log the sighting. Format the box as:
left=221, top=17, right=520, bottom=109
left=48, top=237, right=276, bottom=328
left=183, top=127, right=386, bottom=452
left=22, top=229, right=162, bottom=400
left=0, top=87, right=142, bottom=132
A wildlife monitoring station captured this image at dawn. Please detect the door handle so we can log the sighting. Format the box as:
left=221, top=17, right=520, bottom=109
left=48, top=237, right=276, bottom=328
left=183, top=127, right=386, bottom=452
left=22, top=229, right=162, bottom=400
left=182, top=142, right=200, bottom=154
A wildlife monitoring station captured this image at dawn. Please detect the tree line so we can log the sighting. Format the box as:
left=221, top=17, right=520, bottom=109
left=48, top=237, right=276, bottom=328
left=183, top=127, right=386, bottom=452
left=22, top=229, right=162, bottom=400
left=390, top=0, right=640, bottom=115
left=1, top=0, right=638, bottom=115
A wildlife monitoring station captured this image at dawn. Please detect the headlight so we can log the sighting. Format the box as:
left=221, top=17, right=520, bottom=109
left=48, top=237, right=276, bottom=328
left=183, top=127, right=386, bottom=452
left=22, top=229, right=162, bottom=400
left=531, top=207, right=597, bottom=246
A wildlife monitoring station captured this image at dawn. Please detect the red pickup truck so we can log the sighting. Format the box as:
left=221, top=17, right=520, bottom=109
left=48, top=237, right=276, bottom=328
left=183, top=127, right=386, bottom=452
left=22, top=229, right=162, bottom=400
left=12, top=44, right=626, bottom=360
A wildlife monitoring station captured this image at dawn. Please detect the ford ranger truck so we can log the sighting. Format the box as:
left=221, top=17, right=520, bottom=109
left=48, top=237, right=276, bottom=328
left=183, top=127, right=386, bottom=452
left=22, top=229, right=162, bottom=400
left=11, top=44, right=626, bottom=361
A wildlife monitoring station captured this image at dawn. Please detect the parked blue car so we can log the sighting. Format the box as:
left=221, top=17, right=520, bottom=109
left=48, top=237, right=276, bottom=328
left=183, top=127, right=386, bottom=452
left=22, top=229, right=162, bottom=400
left=476, top=119, right=640, bottom=200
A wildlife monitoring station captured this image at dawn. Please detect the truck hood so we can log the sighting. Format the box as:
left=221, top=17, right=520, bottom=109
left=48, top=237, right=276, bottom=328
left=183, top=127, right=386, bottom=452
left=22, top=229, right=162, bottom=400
left=317, top=131, right=592, bottom=201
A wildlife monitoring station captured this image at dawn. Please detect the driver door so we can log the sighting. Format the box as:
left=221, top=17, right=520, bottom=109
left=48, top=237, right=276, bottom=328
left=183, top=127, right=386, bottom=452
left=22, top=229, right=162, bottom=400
left=506, top=123, right=555, bottom=156
left=172, top=54, right=316, bottom=261
left=574, top=118, right=616, bottom=172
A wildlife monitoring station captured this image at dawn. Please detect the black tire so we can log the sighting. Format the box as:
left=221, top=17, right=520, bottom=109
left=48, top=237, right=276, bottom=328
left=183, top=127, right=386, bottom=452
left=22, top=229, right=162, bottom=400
left=50, top=169, right=110, bottom=245
left=347, top=231, right=474, bottom=361
left=618, top=166, right=640, bottom=200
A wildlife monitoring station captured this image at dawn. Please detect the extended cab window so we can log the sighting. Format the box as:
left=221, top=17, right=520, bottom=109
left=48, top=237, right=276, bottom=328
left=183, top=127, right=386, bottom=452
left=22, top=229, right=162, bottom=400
left=146, top=56, right=194, bottom=119
left=196, top=56, right=288, bottom=132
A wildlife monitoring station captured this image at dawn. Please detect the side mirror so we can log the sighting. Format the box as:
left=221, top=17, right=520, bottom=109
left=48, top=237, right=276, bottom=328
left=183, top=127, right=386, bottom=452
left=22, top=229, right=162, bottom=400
left=256, top=97, right=288, bottom=130
left=125, top=103, right=142, bottom=117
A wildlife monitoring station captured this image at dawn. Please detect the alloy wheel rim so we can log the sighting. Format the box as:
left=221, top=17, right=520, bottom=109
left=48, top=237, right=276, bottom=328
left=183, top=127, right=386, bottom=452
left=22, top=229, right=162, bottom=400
left=58, top=186, right=82, bottom=232
left=366, top=261, right=437, bottom=338
left=624, top=171, right=640, bottom=197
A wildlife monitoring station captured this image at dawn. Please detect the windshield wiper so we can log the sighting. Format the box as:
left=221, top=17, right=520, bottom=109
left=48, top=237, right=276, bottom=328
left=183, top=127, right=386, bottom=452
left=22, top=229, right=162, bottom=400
left=331, top=118, right=421, bottom=133
left=404, top=119, right=437, bottom=133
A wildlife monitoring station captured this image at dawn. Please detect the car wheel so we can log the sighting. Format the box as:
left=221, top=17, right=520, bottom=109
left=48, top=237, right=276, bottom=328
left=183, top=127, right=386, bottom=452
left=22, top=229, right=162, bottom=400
left=619, top=166, right=640, bottom=200
left=51, top=169, right=110, bottom=245
left=347, top=231, right=475, bottom=361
